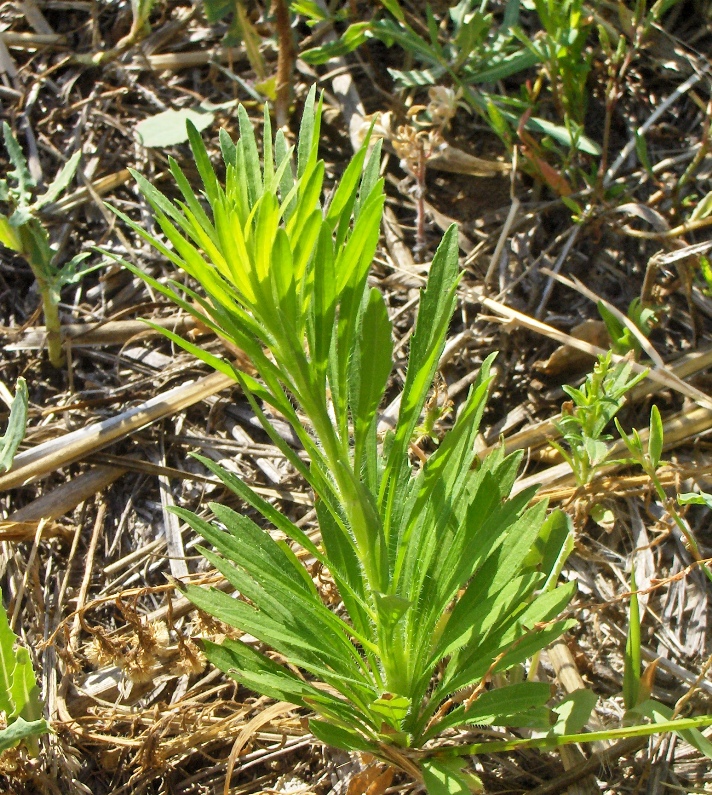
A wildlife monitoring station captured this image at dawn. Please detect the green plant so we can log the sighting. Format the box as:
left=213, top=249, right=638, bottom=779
left=622, top=564, right=712, bottom=757
left=552, top=352, right=647, bottom=487
left=616, top=406, right=712, bottom=584
left=115, top=92, right=712, bottom=789
left=522, top=0, right=593, bottom=128
left=0, top=590, right=48, bottom=756
left=0, top=124, right=92, bottom=367
left=297, top=1, right=600, bottom=156
left=597, top=298, right=657, bottom=357
left=0, top=378, right=28, bottom=474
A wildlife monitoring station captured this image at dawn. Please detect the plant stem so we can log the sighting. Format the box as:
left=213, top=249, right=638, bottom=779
left=274, top=0, right=295, bottom=128
left=646, top=465, right=712, bottom=584
left=38, top=281, right=65, bottom=368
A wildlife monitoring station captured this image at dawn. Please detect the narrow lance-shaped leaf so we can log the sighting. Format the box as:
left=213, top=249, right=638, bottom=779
left=0, top=377, right=28, bottom=473
left=381, top=225, right=460, bottom=524
left=186, top=120, right=220, bottom=205
left=623, top=564, right=641, bottom=711
left=34, top=151, right=81, bottom=210
left=648, top=404, right=663, bottom=469
left=237, top=103, right=263, bottom=206
left=351, top=288, right=392, bottom=466
left=0, top=590, right=17, bottom=717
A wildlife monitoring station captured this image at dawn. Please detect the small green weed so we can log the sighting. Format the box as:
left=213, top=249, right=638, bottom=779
left=0, top=378, right=28, bottom=474
left=0, top=591, right=48, bottom=756
left=616, top=406, right=712, bottom=584
left=597, top=298, right=657, bottom=357
left=552, top=352, right=646, bottom=487
left=0, top=124, right=93, bottom=367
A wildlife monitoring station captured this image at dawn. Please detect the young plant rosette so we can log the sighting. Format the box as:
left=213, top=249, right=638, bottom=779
left=114, top=89, right=712, bottom=792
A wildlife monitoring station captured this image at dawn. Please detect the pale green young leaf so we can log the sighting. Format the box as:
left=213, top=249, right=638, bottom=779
left=623, top=565, right=641, bottom=711
left=286, top=159, right=325, bottom=242
left=648, top=404, right=663, bottom=469
left=551, top=689, right=597, bottom=736
left=354, top=138, right=383, bottom=221
left=34, top=151, right=81, bottom=210
left=219, top=127, right=237, bottom=168
left=291, top=208, right=322, bottom=290
left=269, top=226, right=298, bottom=326
left=297, top=85, right=319, bottom=179
left=0, top=591, right=17, bottom=717
left=237, top=104, right=263, bottom=205
left=2, top=123, right=34, bottom=198
left=0, top=377, right=28, bottom=473
left=10, top=647, right=42, bottom=723
left=350, top=288, right=392, bottom=464
left=212, top=200, right=258, bottom=304
left=325, top=138, right=370, bottom=230
left=262, top=105, right=274, bottom=191
left=275, top=128, right=296, bottom=218
left=167, top=156, right=218, bottom=242
left=186, top=120, right=220, bottom=205
left=420, top=758, right=481, bottom=795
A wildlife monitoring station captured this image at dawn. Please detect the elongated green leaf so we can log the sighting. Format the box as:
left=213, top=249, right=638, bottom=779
left=435, top=713, right=712, bottom=757
left=325, top=138, right=369, bottom=230
left=35, top=151, right=81, bottom=209
left=427, top=681, right=552, bottom=738
left=202, top=637, right=323, bottom=706
left=434, top=572, right=543, bottom=664
left=623, top=565, right=641, bottom=710
left=0, top=590, right=17, bottom=717
left=237, top=104, right=263, bottom=206
left=190, top=454, right=321, bottom=556
left=2, top=123, right=34, bottom=197
left=309, top=718, right=375, bottom=753
left=186, top=120, right=220, bottom=204
left=631, top=699, right=712, bottom=760
left=297, top=85, right=318, bottom=179
left=648, top=405, right=664, bottom=469
left=350, top=288, right=392, bottom=463
left=383, top=225, right=460, bottom=517
left=0, top=717, right=48, bottom=754
left=10, top=647, right=42, bottom=723
left=0, top=377, right=28, bottom=473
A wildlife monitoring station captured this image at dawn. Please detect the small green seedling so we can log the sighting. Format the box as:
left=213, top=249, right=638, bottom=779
left=0, top=590, right=48, bottom=756
left=0, top=124, right=93, bottom=367
left=553, top=352, right=647, bottom=486
left=623, top=564, right=712, bottom=757
left=118, top=91, right=712, bottom=789
left=0, top=378, right=28, bottom=474
left=616, top=406, right=712, bottom=584
left=597, top=298, right=657, bottom=358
